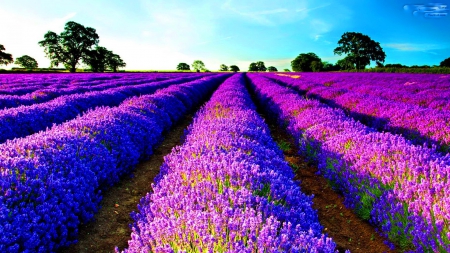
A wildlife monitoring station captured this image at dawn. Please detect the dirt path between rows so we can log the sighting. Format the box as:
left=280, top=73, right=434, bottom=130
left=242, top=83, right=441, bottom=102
left=60, top=113, right=194, bottom=253
left=266, top=120, right=397, bottom=253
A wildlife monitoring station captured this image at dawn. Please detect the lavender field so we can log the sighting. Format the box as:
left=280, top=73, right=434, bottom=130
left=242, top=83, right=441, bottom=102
left=0, top=72, right=449, bottom=252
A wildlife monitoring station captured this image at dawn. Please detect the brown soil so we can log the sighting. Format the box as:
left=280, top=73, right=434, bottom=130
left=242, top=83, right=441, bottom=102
left=268, top=122, right=397, bottom=253
left=60, top=113, right=193, bottom=253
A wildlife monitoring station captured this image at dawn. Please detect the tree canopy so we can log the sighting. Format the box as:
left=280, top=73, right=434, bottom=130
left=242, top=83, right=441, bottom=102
left=440, top=57, right=450, bottom=67
left=83, top=46, right=110, bottom=72
left=177, top=63, right=190, bottom=71
left=229, top=65, right=240, bottom=72
left=249, top=61, right=266, bottom=71
left=38, top=21, right=99, bottom=72
left=106, top=53, right=126, bottom=72
left=192, top=60, right=205, bottom=72
left=219, top=64, right=228, bottom=71
left=334, top=32, right=386, bottom=70
left=291, top=52, right=322, bottom=72
left=283, top=68, right=290, bottom=72
left=267, top=66, right=278, bottom=72
left=0, top=44, right=13, bottom=66
left=15, top=55, right=38, bottom=69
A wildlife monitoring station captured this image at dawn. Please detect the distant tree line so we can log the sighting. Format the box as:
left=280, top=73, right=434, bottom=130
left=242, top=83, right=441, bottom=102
left=0, top=21, right=126, bottom=72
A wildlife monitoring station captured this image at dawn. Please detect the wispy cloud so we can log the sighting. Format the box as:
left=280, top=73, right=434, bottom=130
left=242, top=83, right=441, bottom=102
left=384, top=43, right=445, bottom=51
left=296, top=3, right=331, bottom=13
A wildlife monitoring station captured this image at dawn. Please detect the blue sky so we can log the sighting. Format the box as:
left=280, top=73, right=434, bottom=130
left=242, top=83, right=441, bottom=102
left=1, top=0, right=449, bottom=70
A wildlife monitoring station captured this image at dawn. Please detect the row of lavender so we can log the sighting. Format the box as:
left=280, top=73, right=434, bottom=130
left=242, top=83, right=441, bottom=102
left=0, top=74, right=229, bottom=252
left=248, top=74, right=450, bottom=252
left=266, top=73, right=450, bottom=153
left=281, top=72, right=450, bottom=111
left=0, top=73, right=198, bottom=95
left=118, top=74, right=338, bottom=252
left=0, top=73, right=205, bottom=109
left=0, top=74, right=205, bottom=144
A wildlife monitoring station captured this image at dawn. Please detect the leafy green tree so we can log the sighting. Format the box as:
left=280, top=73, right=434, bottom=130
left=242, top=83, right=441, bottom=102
left=336, top=56, right=355, bottom=70
left=256, top=61, right=266, bottom=71
left=283, top=68, right=290, bottom=72
left=333, top=32, right=386, bottom=70
left=177, top=62, right=190, bottom=71
left=229, top=65, right=240, bottom=72
left=106, top=53, right=126, bottom=72
left=38, top=21, right=99, bottom=72
left=267, top=66, right=278, bottom=72
left=15, top=55, right=38, bottom=69
left=219, top=64, right=228, bottom=71
left=192, top=60, right=205, bottom=72
left=83, top=46, right=110, bottom=72
left=249, top=62, right=258, bottom=71
left=0, top=44, right=13, bottom=66
left=311, top=61, right=322, bottom=72
left=291, top=52, right=321, bottom=72
left=440, top=57, right=450, bottom=67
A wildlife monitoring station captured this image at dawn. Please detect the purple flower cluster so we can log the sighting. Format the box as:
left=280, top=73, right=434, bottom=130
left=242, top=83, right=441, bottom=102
left=0, top=74, right=205, bottom=144
left=0, top=74, right=228, bottom=252
left=265, top=73, right=450, bottom=153
left=0, top=73, right=206, bottom=109
left=119, top=74, right=338, bottom=253
left=248, top=73, right=450, bottom=252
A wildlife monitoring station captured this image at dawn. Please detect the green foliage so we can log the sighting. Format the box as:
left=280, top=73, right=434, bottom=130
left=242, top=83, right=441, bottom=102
left=256, top=61, right=266, bottom=71
left=291, top=52, right=322, bottom=72
left=14, top=55, right=38, bottom=69
left=311, top=61, right=322, bottom=72
left=83, top=46, right=125, bottom=72
left=83, top=46, right=109, bottom=72
left=267, top=66, right=277, bottom=72
left=192, top=60, right=206, bottom=72
left=277, top=140, right=291, bottom=152
left=0, top=44, right=13, bottom=66
left=219, top=64, right=228, bottom=71
left=176, top=62, right=190, bottom=71
left=334, top=32, right=386, bottom=70
left=106, top=53, right=126, bottom=72
left=248, top=62, right=258, bottom=71
left=38, top=21, right=99, bottom=72
left=337, top=56, right=355, bottom=70
left=283, top=68, right=290, bottom=72
left=229, top=65, right=239, bottom=72
left=440, top=57, right=450, bottom=67
left=248, top=61, right=266, bottom=71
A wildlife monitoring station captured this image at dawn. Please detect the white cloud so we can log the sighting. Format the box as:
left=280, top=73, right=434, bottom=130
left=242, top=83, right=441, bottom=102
left=383, top=43, right=442, bottom=51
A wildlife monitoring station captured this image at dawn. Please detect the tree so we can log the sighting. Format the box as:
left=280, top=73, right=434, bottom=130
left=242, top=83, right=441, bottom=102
left=192, top=60, right=206, bottom=72
left=249, top=62, right=258, bottom=71
left=15, top=55, right=38, bottom=69
left=106, top=53, right=126, bottom=72
left=229, top=65, right=240, bottom=72
left=291, top=52, right=322, bottom=72
left=256, top=61, right=266, bottom=71
left=177, top=63, right=190, bottom=71
left=219, top=64, right=228, bottom=71
left=283, top=69, right=290, bottom=72
left=333, top=32, right=386, bottom=70
left=440, top=57, right=450, bottom=67
left=0, top=44, right=13, bottom=66
left=83, top=46, right=110, bottom=72
left=267, top=66, right=278, bottom=72
left=336, top=56, right=355, bottom=70
left=38, top=21, right=99, bottom=72
left=311, top=61, right=322, bottom=72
